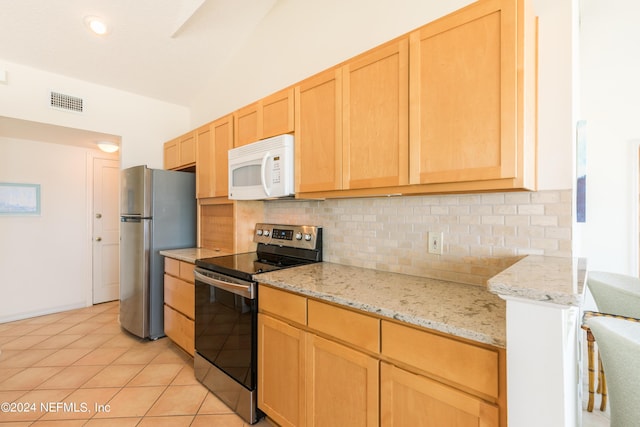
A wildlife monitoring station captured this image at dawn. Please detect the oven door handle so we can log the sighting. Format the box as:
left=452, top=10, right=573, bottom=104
left=194, top=268, right=254, bottom=299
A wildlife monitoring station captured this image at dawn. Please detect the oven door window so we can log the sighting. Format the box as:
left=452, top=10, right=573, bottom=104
left=195, top=280, right=256, bottom=390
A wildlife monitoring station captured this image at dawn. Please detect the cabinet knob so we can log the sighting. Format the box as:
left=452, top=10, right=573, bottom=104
left=95, top=237, right=102, bottom=242
left=95, top=213, right=102, bottom=219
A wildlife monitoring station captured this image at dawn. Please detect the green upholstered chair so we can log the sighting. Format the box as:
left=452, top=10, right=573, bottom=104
left=588, top=272, right=640, bottom=318
left=587, top=316, right=640, bottom=427
left=583, top=271, right=640, bottom=412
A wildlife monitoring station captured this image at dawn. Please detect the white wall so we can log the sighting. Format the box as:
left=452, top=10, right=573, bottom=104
left=0, top=60, right=190, bottom=169
left=0, top=138, right=101, bottom=321
left=579, top=0, right=640, bottom=274
left=190, top=0, right=577, bottom=192
left=0, top=61, right=191, bottom=320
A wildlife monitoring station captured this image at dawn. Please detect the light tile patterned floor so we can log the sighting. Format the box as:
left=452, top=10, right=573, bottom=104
left=0, top=301, right=270, bottom=426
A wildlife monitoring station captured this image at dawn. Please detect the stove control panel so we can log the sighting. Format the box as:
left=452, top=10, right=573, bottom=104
left=254, top=223, right=322, bottom=250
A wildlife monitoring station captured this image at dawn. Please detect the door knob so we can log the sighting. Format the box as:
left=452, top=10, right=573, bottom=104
left=95, top=237, right=102, bottom=242
left=95, top=213, right=102, bottom=219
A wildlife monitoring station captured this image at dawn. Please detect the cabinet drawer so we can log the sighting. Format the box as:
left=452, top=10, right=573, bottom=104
left=259, top=285, right=307, bottom=325
left=178, top=261, right=195, bottom=283
left=380, top=362, right=499, bottom=426
left=164, top=274, right=195, bottom=319
left=165, top=257, right=180, bottom=277
left=308, top=300, right=380, bottom=354
left=164, top=304, right=194, bottom=356
left=164, top=258, right=195, bottom=283
left=381, top=320, right=499, bottom=398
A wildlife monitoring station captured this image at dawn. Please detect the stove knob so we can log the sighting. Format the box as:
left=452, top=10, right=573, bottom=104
left=295, top=232, right=303, bottom=240
left=263, top=230, right=270, bottom=237
left=256, top=229, right=263, bottom=236
left=304, top=233, right=312, bottom=241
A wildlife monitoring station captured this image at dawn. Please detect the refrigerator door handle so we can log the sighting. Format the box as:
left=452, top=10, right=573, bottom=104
left=121, top=215, right=152, bottom=222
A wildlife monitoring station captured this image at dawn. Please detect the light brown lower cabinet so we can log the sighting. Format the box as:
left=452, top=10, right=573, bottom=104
left=163, top=258, right=195, bottom=355
left=380, top=362, right=499, bottom=427
left=258, top=314, right=306, bottom=427
left=257, top=314, right=379, bottom=427
left=163, top=305, right=194, bottom=356
left=257, top=284, right=504, bottom=427
left=306, top=334, right=379, bottom=427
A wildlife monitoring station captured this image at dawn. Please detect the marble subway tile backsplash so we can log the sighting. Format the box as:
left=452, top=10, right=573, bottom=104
left=261, top=189, right=572, bottom=286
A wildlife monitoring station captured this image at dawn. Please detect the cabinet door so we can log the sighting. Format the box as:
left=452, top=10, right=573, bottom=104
left=258, top=314, right=306, bottom=427
left=342, top=38, right=409, bottom=189
left=164, top=304, right=195, bottom=356
left=262, top=88, right=294, bottom=139
left=235, top=102, right=260, bottom=147
left=164, top=138, right=179, bottom=170
left=295, top=68, right=343, bottom=193
left=381, top=362, right=499, bottom=427
left=212, top=114, right=233, bottom=197
left=409, top=0, right=518, bottom=185
left=196, top=124, right=213, bottom=198
left=179, top=131, right=197, bottom=166
left=306, top=334, right=379, bottom=427
left=164, top=274, right=195, bottom=319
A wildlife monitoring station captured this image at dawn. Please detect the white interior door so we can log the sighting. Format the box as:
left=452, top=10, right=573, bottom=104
left=93, top=157, right=120, bottom=304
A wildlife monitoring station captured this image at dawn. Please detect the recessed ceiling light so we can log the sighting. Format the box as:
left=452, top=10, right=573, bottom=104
left=84, top=16, right=109, bottom=35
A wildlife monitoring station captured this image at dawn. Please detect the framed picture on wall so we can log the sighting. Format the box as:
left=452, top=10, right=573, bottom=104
left=0, top=183, right=41, bottom=215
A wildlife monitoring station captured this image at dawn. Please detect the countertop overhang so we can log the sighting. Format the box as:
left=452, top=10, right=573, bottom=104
left=487, top=255, right=587, bottom=306
left=159, top=247, right=234, bottom=264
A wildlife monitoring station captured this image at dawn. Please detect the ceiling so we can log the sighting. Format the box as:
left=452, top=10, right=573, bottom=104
left=0, top=0, right=278, bottom=150
left=0, top=0, right=278, bottom=107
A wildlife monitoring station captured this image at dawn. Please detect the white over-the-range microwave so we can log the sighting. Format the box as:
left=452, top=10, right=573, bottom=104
left=228, top=134, right=294, bottom=200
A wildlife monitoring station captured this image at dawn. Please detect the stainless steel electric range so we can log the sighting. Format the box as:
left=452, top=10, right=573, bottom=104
left=193, top=223, right=322, bottom=424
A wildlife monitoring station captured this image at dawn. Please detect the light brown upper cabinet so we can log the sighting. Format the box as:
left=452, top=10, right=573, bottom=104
left=343, top=38, right=409, bottom=190
left=295, top=38, right=409, bottom=195
left=169, top=0, right=536, bottom=197
left=234, top=102, right=259, bottom=148
left=262, top=88, right=295, bottom=140
left=295, top=68, right=343, bottom=193
left=195, top=124, right=212, bottom=198
left=212, top=115, right=234, bottom=197
left=164, top=131, right=196, bottom=170
left=164, top=137, right=179, bottom=170
left=234, top=88, right=295, bottom=147
left=409, top=0, right=537, bottom=190
left=196, top=115, right=233, bottom=199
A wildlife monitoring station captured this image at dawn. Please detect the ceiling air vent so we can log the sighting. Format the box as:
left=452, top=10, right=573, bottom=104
left=50, top=91, right=84, bottom=113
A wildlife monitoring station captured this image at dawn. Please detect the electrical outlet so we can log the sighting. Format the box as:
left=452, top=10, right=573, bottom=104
left=428, top=231, right=443, bottom=255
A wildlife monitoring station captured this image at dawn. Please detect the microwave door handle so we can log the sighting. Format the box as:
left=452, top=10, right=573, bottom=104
left=261, top=152, right=271, bottom=197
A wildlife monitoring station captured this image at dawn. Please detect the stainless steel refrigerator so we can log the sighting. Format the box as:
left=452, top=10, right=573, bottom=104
left=119, top=165, right=195, bottom=339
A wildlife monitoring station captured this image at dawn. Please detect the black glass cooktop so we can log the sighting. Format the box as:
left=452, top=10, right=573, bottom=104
left=195, top=251, right=312, bottom=282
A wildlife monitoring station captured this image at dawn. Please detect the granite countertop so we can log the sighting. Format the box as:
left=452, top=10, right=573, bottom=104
left=255, top=262, right=506, bottom=348
left=159, top=247, right=233, bottom=264
left=487, top=255, right=587, bottom=306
